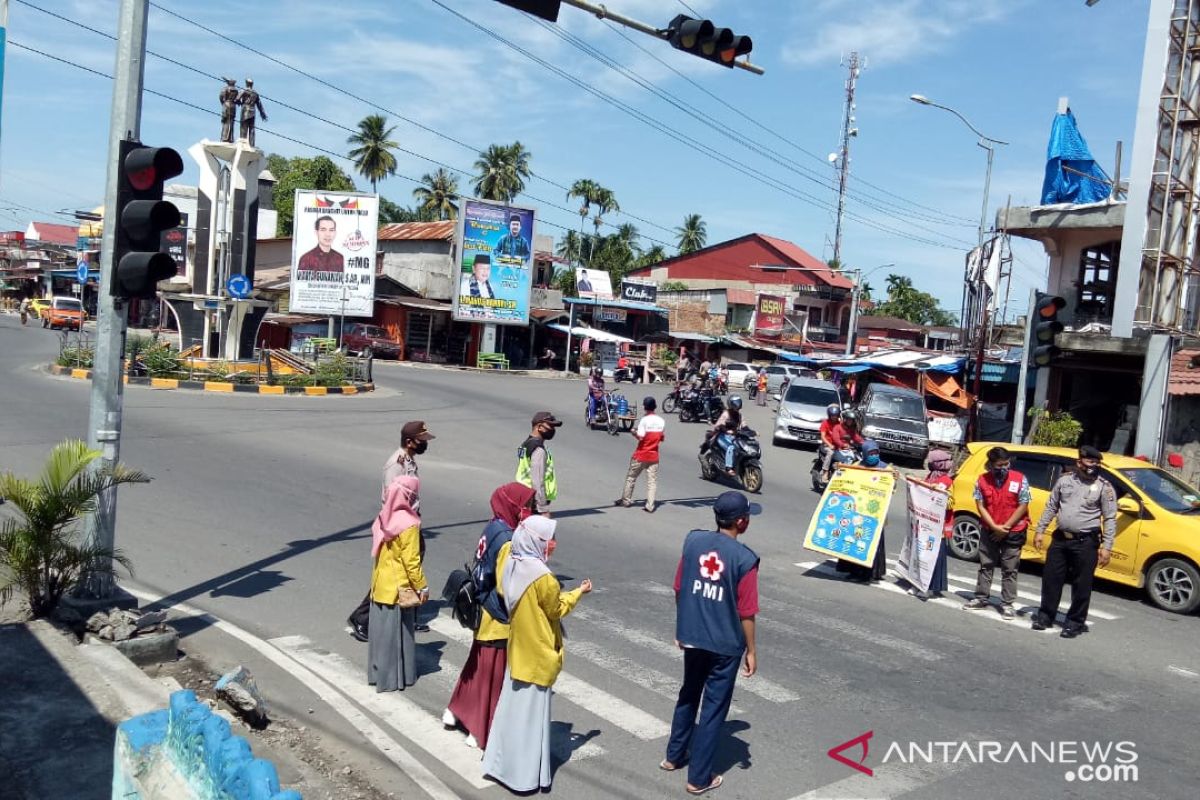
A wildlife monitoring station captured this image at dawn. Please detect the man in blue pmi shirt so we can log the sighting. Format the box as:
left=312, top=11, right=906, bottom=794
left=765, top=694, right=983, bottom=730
left=661, top=491, right=761, bottom=796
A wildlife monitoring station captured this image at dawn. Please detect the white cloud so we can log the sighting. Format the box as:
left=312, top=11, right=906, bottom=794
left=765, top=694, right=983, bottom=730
left=783, top=0, right=1019, bottom=68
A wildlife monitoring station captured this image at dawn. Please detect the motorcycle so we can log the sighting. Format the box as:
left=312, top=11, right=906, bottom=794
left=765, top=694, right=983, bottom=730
left=698, top=426, right=764, bottom=493
left=678, top=387, right=724, bottom=424
left=811, top=444, right=859, bottom=492
left=613, top=365, right=643, bottom=383
left=662, top=382, right=684, bottom=414
left=585, top=390, right=627, bottom=435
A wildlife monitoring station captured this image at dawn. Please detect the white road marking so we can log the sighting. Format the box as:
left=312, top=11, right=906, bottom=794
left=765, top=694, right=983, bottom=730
left=884, top=558, right=1120, bottom=620
left=123, top=586, right=464, bottom=800
left=1168, top=665, right=1199, bottom=678
left=571, top=605, right=801, bottom=703
left=427, top=616, right=671, bottom=740
left=787, top=759, right=972, bottom=800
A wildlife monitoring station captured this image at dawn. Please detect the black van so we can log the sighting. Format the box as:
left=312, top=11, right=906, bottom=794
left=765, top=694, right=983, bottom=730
left=858, top=383, right=930, bottom=462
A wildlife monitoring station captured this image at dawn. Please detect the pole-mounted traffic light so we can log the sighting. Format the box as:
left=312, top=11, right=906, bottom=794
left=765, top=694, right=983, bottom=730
left=494, top=0, right=561, bottom=22
left=112, top=139, right=183, bottom=299
left=666, top=14, right=752, bottom=67
left=1029, top=292, right=1065, bottom=367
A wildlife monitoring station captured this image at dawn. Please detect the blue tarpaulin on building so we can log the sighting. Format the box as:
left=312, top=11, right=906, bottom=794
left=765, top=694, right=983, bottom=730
left=1040, top=109, right=1110, bottom=205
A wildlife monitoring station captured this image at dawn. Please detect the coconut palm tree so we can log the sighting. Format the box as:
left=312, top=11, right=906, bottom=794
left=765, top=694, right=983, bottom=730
left=860, top=281, right=874, bottom=302
left=556, top=230, right=583, bottom=266
left=588, top=186, right=619, bottom=260
left=566, top=178, right=600, bottom=266
left=615, top=222, right=641, bottom=256
left=473, top=141, right=532, bottom=202
left=885, top=273, right=913, bottom=298
left=412, top=168, right=460, bottom=220
left=0, top=440, right=148, bottom=618
left=637, top=244, right=667, bottom=268
left=347, top=114, right=399, bottom=193
left=676, top=213, right=707, bottom=254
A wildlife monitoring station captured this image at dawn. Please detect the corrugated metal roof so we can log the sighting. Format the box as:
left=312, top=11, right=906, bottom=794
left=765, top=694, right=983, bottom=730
left=1169, top=348, right=1200, bottom=396
left=725, top=288, right=757, bottom=306
left=27, top=222, right=78, bottom=246
left=378, top=221, right=455, bottom=241
left=757, top=234, right=854, bottom=289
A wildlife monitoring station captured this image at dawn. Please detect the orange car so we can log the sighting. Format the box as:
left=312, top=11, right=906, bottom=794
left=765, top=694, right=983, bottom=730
left=44, top=296, right=86, bottom=330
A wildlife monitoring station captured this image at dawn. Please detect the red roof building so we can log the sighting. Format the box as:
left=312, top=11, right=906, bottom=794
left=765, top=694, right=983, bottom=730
left=627, top=233, right=854, bottom=341
left=24, top=221, right=78, bottom=247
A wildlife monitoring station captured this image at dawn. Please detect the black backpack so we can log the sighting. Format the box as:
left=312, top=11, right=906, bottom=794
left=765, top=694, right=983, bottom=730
left=441, top=567, right=482, bottom=631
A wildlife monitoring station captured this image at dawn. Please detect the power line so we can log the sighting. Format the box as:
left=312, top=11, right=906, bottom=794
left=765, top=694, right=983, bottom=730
left=675, top=1, right=701, bottom=17
left=428, top=0, right=971, bottom=251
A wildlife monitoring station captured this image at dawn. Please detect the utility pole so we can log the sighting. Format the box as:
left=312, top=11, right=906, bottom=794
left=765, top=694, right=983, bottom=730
left=832, top=52, right=861, bottom=267
left=1011, top=287, right=1037, bottom=444
left=845, top=267, right=861, bottom=357
left=78, top=0, right=149, bottom=600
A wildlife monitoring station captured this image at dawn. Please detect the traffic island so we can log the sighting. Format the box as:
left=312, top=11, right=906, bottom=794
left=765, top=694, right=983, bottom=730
left=46, top=364, right=374, bottom=395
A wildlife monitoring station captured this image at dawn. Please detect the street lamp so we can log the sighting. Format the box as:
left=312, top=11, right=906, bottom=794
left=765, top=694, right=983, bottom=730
left=846, top=263, right=893, bottom=357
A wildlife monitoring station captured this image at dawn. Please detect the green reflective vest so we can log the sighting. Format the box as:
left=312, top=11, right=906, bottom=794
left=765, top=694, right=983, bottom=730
left=516, top=437, right=557, bottom=502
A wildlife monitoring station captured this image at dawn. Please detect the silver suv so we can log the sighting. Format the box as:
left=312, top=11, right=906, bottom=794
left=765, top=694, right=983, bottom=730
left=772, top=378, right=844, bottom=447
left=858, top=383, right=930, bottom=461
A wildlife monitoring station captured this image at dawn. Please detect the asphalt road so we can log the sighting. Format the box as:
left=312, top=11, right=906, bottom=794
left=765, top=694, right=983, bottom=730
left=2, top=313, right=1199, bottom=800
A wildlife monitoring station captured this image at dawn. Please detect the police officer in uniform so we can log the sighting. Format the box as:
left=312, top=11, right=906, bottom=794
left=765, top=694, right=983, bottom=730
left=516, top=412, right=561, bottom=515
left=661, top=491, right=760, bottom=796
left=1032, top=445, right=1118, bottom=638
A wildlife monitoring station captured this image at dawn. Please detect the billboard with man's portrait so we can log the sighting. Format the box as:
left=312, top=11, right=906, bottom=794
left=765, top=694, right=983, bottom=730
left=453, top=198, right=535, bottom=325
left=289, top=190, right=378, bottom=316
left=574, top=267, right=613, bottom=300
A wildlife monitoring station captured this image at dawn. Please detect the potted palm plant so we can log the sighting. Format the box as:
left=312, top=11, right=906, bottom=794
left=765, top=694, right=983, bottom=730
left=0, top=440, right=149, bottom=618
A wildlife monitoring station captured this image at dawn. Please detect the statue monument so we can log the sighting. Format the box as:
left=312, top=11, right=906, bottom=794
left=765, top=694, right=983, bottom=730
left=218, top=78, right=238, bottom=143
left=238, top=78, right=268, bottom=147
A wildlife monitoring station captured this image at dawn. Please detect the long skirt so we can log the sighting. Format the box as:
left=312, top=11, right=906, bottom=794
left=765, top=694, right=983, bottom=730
left=928, top=538, right=950, bottom=594
left=481, top=671, right=553, bottom=792
left=836, top=530, right=888, bottom=582
left=446, top=641, right=508, bottom=749
left=367, top=601, right=417, bottom=692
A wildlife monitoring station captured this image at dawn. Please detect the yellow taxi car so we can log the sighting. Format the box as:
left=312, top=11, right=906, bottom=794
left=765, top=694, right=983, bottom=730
left=28, top=297, right=51, bottom=320
left=949, top=443, right=1200, bottom=614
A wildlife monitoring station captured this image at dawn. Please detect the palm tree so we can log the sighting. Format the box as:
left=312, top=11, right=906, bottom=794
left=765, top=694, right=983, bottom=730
left=0, top=440, right=148, bottom=618
left=347, top=114, right=399, bottom=193
left=860, top=281, right=874, bottom=302
left=885, top=273, right=913, bottom=298
left=566, top=178, right=600, bottom=266
left=473, top=141, right=532, bottom=202
left=589, top=186, right=619, bottom=260
left=412, top=168, right=459, bottom=220
left=556, top=230, right=582, bottom=266
left=638, top=244, right=667, bottom=267
left=676, top=213, right=707, bottom=254
left=616, top=222, right=641, bottom=257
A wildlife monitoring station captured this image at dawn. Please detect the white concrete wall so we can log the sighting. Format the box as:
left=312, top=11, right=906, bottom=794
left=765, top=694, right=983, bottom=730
left=380, top=241, right=454, bottom=300
left=1040, top=226, right=1122, bottom=323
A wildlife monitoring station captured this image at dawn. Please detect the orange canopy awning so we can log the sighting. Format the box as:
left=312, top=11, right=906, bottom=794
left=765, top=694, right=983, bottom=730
left=924, top=372, right=973, bottom=409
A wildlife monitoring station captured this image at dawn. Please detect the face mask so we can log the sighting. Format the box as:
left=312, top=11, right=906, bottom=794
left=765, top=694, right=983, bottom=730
left=991, top=467, right=1008, bottom=481
left=414, top=441, right=428, bottom=455
left=863, top=454, right=881, bottom=467
left=541, top=427, right=556, bottom=441
left=1080, top=464, right=1098, bottom=477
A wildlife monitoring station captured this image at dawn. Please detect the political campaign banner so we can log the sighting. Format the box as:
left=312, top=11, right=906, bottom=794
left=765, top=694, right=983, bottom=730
left=453, top=198, right=534, bottom=325
left=575, top=267, right=613, bottom=300
left=289, top=190, right=378, bottom=316
left=896, top=477, right=950, bottom=592
left=754, top=293, right=786, bottom=340
left=803, top=464, right=896, bottom=567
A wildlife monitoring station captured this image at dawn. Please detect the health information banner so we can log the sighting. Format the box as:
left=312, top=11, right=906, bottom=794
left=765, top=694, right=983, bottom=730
left=803, top=465, right=896, bottom=568
left=453, top=198, right=534, bottom=325
left=896, top=477, right=950, bottom=592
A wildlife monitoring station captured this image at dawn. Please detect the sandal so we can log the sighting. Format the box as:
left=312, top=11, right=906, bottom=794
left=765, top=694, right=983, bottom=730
left=686, top=775, right=723, bottom=795
left=659, top=759, right=682, bottom=772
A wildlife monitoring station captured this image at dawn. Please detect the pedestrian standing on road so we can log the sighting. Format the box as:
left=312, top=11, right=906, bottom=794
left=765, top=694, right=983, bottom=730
left=482, top=516, right=592, bottom=793
left=347, top=421, right=435, bottom=642
left=616, top=396, right=666, bottom=513
left=1032, top=445, right=1118, bottom=638
left=963, top=446, right=1030, bottom=619
left=755, top=369, right=768, bottom=406
left=661, top=491, right=760, bottom=796
left=367, top=475, right=428, bottom=693
left=836, top=440, right=893, bottom=583
left=919, top=449, right=955, bottom=599
left=516, top=412, right=562, bottom=516
left=444, top=483, right=537, bottom=749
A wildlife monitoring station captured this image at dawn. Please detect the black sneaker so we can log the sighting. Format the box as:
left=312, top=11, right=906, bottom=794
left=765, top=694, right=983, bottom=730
left=415, top=622, right=431, bottom=633
left=1060, top=624, right=1089, bottom=639
left=347, top=619, right=368, bottom=642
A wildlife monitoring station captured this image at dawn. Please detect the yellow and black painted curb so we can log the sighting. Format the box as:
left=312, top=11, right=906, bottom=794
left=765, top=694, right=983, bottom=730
left=47, top=364, right=373, bottom=395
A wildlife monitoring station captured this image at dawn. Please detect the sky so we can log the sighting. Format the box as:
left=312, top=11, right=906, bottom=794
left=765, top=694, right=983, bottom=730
left=0, top=0, right=1152, bottom=318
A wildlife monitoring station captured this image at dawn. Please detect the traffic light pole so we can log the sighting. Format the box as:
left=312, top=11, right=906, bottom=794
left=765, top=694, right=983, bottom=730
left=1010, top=287, right=1037, bottom=445
left=79, top=0, right=149, bottom=600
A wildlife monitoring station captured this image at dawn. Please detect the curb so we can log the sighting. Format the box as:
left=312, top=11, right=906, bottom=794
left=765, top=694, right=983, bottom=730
left=47, top=364, right=374, bottom=395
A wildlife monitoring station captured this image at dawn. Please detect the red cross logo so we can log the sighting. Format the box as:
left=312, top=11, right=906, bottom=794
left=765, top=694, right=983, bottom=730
left=698, top=551, right=725, bottom=581
left=476, top=535, right=488, bottom=561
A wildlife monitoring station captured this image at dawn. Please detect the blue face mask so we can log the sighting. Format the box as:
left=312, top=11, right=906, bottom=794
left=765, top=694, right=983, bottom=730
left=863, top=453, right=881, bottom=467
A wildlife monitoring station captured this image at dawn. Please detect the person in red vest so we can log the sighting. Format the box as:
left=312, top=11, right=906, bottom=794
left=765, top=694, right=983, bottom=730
left=963, top=446, right=1031, bottom=619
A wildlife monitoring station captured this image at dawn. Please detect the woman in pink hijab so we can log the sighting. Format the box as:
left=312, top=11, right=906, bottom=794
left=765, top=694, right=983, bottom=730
left=367, top=475, right=427, bottom=692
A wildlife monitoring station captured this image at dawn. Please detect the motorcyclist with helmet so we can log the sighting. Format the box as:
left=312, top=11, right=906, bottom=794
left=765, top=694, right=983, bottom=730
left=587, top=366, right=606, bottom=424
left=708, top=395, right=744, bottom=477
left=818, top=404, right=843, bottom=482
left=822, top=408, right=865, bottom=479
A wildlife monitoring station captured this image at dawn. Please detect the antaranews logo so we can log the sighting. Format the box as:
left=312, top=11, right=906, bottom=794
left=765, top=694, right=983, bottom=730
left=827, top=732, right=1138, bottom=783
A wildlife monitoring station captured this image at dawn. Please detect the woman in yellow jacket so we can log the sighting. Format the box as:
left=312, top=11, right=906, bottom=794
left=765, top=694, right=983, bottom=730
left=367, top=475, right=427, bottom=693
left=481, top=515, right=592, bottom=792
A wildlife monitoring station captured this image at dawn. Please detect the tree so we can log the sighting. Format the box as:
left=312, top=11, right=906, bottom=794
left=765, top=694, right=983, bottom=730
left=412, top=168, right=459, bottom=220
left=566, top=178, right=599, bottom=266
left=676, top=213, right=707, bottom=254
left=0, top=440, right=148, bottom=618
left=615, top=223, right=641, bottom=257
left=874, top=273, right=957, bottom=326
left=347, top=114, right=399, bottom=193
left=270, top=154, right=356, bottom=236
left=637, top=245, right=668, bottom=270
left=659, top=279, right=689, bottom=291
left=859, top=281, right=874, bottom=302
left=473, top=141, right=532, bottom=202
left=556, top=230, right=583, bottom=266
left=379, top=198, right=437, bottom=224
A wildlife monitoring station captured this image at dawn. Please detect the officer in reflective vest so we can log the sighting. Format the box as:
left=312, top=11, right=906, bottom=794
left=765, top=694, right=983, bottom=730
left=516, top=411, right=561, bottom=515
left=963, top=446, right=1030, bottom=620
left=662, top=492, right=761, bottom=796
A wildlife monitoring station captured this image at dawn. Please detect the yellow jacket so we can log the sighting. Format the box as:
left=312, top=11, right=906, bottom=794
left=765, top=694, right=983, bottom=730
left=499, top=566, right=582, bottom=687
left=476, top=542, right=512, bottom=643
left=370, top=525, right=427, bottom=605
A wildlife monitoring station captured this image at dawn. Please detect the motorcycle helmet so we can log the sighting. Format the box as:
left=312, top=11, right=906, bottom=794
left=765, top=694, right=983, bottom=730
left=842, top=409, right=859, bottom=427
left=591, top=367, right=602, bottom=378
left=826, top=404, right=841, bottom=418
left=729, top=395, right=743, bottom=410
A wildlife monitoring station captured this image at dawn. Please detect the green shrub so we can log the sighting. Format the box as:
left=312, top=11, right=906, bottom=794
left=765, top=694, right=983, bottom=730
left=314, top=353, right=350, bottom=387
left=141, top=344, right=182, bottom=377
left=125, top=334, right=155, bottom=362
left=280, top=372, right=314, bottom=388
left=1028, top=408, right=1083, bottom=448
left=57, top=347, right=94, bottom=368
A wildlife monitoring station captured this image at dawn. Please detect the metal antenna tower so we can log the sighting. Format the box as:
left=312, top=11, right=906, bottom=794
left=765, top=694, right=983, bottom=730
left=831, top=52, right=862, bottom=266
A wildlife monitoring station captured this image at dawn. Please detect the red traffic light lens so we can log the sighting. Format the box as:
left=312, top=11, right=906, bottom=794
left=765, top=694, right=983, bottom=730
left=124, top=146, right=184, bottom=191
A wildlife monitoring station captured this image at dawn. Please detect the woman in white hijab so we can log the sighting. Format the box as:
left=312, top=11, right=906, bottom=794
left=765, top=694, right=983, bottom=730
left=481, top=515, right=592, bottom=792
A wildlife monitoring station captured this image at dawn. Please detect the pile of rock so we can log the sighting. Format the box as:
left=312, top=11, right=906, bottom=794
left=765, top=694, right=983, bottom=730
left=86, top=608, right=169, bottom=641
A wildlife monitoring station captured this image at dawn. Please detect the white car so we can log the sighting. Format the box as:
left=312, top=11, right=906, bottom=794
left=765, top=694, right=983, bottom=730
left=722, top=362, right=754, bottom=388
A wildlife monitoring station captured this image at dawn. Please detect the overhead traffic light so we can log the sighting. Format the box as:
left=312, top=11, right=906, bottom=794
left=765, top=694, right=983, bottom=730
left=666, top=14, right=752, bottom=67
left=1029, top=292, right=1065, bottom=367
left=112, top=139, right=183, bottom=299
left=493, top=0, right=561, bottom=22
